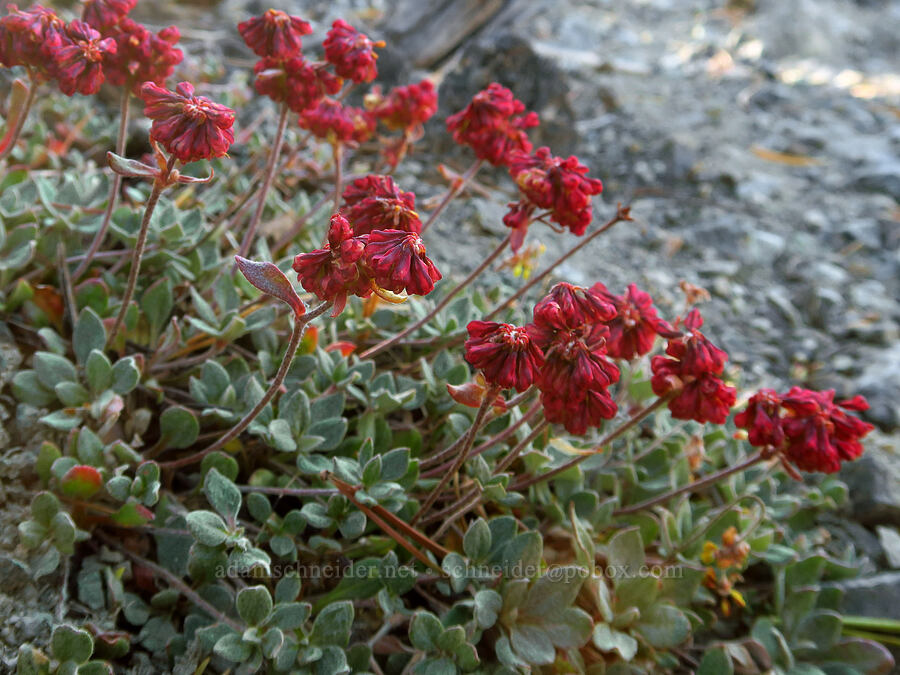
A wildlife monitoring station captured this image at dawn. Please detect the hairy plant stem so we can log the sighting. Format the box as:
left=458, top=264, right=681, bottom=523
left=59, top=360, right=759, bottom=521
left=425, top=419, right=550, bottom=535
left=237, top=103, right=290, bottom=259
left=96, top=532, right=243, bottom=632
left=159, top=301, right=331, bottom=470
left=332, top=142, right=343, bottom=213
left=513, top=394, right=671, bottom=490
left=420, top=159, right=484, bottom=233
left=0, top=74, right=38, bottom=165
left=412, top=385, right=499, bottom=526
left=614, top=450, right=767, bottom=516
left=237, top=485, right=338, bottom=497
left=108, top=159, right=175, bottom=345
left=73, top=88, right=130, bottom=281
left=360, top=234, right=510, bottom=359
left=485, top=204, right=631, bottom=321
left=421, top=400, right=541, bottom=476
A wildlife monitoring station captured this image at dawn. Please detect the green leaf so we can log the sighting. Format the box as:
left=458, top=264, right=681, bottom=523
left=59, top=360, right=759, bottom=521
left=213, top=632, right=251, bottom=662
left=509, top=624, right=555, bottom=665
left=204, top=468, right=241, bottom=522
left=33, top=352, right=77, bottom=388
left=409, top=611, right=443, bottom=650
left=54, top=381, right=89, bottom=407
left=697, top=646, right=733, bottom=675
left=635, top=604, right=691, bottom=648
left=463, top=518, right=491, bottom=561
left=234, top=256, right=305, bottom=317
left=12, top=370, right=55, bottom=406
left=111, top=357, right=140, bottom=394
left=309, top=601, right=353, bottom=647
left=307, top=418, right=347, bottom=451
left=469, top=589, right=501, bottom=629
left=236, top=585, right=273, bottom=626
left=60, top=465, right=103, bottom=499
left=185, top=510, right=229, bottom=546
left=111, top=503, right=154, bottom=527
left=51, top=511, right=78, bottom=554
left=73, top=309, right=106, bottom=364
left=140, top=278, right=173, bottom=339
left=85, top=350, right=113, bottom=394
left=608, top=527, right=645, bottom=579
left=51, top=625, right=94, bottom=664
left=76, top=428, right=104, bottom=465
left=270, top=602, right=311, bottom=630
left=592, top=624, right=638, bottom=661
left=31, top=492, right=61, bottom=525
left=159, top=406, right=199, bottom=449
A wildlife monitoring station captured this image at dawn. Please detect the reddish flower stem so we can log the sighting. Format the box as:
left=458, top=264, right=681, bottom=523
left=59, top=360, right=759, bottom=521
left=360, top=234, right=511, bottom=359
left=332, top=142, right=343, bottom=213
left=0, top=75, right=38, bottom=165
left=412, top=385, right=500, bottom=526
left=485, top=204, right=631, bottom=321
left=421, top=400, right=541, bottom=475
left=159, top=301, right=331, bottom=471
left=512, top=394, right=671, bottom=491
left=73, top=88, right=131, bottom=281
left=108, top=157, right=176, bottom=345
left=237, top=102, right=291, bottom=259
left=420, top=159, right=484, bottom=233
left=613, top=450, right=766, bottom=516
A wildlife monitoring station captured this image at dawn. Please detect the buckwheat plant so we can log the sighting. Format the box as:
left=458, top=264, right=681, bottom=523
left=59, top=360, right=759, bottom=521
left=2, top=3, right=896, bottom=674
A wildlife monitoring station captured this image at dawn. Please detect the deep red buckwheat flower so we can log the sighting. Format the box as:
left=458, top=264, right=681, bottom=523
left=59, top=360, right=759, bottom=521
left=542, top=389, right=618, bottom=436
left=300, top=98, right=375, bottom=144
left=651, top=310, right=735, bottom=424
left=465, top=321, right=544, bottom=393
left=342, top=175, right=421, bottom=235
left=81, top=0, right=136, bottom=32
left=371, top=80, right=438, bottom=131
left=253, top=57, right=341, bottom=112
left=50, top=20, right=117, bottom=96
left=363, top=230, right=441, bottom=296
left=446, top=82, right=539, bottom=166
left=103, top=18, right=182, bottom=93
left=292, top=214, right=373, bottom=316
left=779, top=387, right=873, bottom=474
left=590, top=282, right=674, bottom=360
left=1, top=4, right=65, bottom=74
left=502, top=147, right=603, bottom=250
left=323, top=19, right=383, bottom=83
left=734, top=388, right=784, bottom=448
left=238, top=9, right=311, bottom=60
left=533, top=282, right=616, bottom=333
left=140, top=81, right=236, bottom=163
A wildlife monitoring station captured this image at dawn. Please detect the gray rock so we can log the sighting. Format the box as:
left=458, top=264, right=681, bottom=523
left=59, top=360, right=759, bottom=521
left=876, top=526, right=900, bottom=569
left=841, top=434, right=900, bottom=527
left=851, top=168, right=900, bottom=202
left=830, top=571, right=900, bottom=621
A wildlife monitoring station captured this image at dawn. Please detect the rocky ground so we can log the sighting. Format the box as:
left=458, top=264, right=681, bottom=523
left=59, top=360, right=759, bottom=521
left=2, top=0, right=899, bottom=667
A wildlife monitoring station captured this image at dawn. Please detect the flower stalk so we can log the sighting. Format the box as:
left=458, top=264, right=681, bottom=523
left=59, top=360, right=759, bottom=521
left=0, top=74, right=38, bottom=165
left=159, top=301, right=331, bottom=470
left=420, top=159, right=484, bottom=233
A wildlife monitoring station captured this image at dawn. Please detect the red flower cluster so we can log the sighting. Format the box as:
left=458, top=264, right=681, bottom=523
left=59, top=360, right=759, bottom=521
left=531, top=283, right=620, bottom=435
left=590, top=283, right=674, bottom=360
left=323, top=19, right=383, bottom=83
left=341, top=175, right=421, bottom=235
left=651, top=310, right=736, bottom=424
left=446, top=82, right=539, bottom=166
left=238, top=9, right=311, bottom=60
left=503, top=147, right=603, bottom=250
left=299, top=98, right=375, bottom=145
left=293, top=214, right=441, bottom=316
left=140, top=81, right=235, bottom=163
left=0, top=4, right=64, bottom=78
left=81, top=0, right=136, bottom=32
left=369, top=80, right=438, bottom=132
left=48, top=19, right=117, bottom=96
left=101, top=18, right=182, bottom=93
left=464, top=321, right=544, bottom=393
left=252, top=57, right=341, bottom=112
left=735, top=387, right=873, bottom=473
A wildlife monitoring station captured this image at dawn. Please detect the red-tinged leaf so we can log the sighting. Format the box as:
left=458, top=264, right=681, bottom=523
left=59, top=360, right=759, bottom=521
left=447, top=381, right=507, bottom=412
left=31, top=285, right=65, bottom=329
left=325, top=341, right=356, bottom=356
left=0, top=79, right=28, bottom=153
left=111, top=502, right=155, bottom=527
left=60, top=465, right=103, bottom=499
left=107, top=152, right=159, bottom=180
left=299, top=325, right=319, bottom=354
left=173, top=166, right=214, bottom=184
left=234, top=256, right=305, bottom=317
